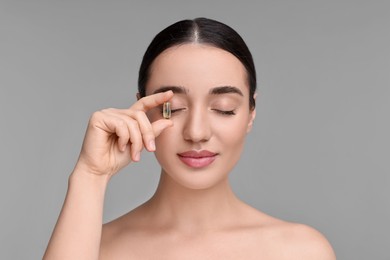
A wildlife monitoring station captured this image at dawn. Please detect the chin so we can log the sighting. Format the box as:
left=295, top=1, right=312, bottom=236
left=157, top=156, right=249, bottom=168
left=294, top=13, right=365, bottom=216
left=162, top=168, right=228, bottom=190
left=158, top=155, right=235, bottom=190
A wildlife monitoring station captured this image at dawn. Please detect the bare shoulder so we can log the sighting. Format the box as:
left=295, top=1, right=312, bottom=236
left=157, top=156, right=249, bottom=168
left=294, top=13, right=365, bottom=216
left=275, top=222, right=336, bottom=259
left=99, top=204, right=336, bottom=259
left=99, top=207, right=147, bottom=259
left=248, top=209, right=336, bottom=260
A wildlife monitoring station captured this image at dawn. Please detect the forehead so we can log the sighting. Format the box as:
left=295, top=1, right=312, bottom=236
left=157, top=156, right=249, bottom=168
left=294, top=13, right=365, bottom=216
left=145, top=44, right=249, bottom=96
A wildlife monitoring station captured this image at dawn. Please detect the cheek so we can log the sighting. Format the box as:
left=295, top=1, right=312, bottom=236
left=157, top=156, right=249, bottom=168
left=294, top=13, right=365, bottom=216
left=213, top=115, right=249, bottom=141
left=153, top=124, right=181, bottom=169
left=154, top=121, right=180, bottom=151
left=156, top=129, right=174, bottom=144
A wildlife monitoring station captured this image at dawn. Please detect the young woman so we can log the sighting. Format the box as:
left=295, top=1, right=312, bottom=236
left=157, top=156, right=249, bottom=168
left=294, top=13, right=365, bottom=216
left=44, top=18, right=336, bottom=259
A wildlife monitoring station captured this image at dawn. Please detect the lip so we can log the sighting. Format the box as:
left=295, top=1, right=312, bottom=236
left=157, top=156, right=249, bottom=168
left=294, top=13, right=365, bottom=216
left=177, top=150, right=218, bottom=168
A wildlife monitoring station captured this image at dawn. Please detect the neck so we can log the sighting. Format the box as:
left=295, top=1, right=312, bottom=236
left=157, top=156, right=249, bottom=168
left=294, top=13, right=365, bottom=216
left=144, top=170, right=244, bottom=232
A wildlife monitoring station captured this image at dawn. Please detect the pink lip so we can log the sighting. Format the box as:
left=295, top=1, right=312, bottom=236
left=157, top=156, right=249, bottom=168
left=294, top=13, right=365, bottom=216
left=177, top=150, right=218, bottom=168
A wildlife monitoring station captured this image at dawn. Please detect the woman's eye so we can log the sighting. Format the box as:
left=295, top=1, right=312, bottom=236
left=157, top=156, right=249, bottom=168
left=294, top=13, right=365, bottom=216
left=212, top=109, right=236, bottom=116
left=171, top=108, right=186, bottom=114
left=160, top=104, right=185, bottom=118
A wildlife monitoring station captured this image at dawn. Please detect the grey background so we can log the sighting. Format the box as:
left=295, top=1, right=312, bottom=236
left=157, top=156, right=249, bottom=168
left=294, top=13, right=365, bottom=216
left=1, top=0, right=389, bottom=259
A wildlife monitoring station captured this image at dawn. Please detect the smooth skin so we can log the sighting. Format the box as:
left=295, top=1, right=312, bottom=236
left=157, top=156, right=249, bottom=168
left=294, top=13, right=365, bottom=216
left=44, top=44, right=336, bottom=259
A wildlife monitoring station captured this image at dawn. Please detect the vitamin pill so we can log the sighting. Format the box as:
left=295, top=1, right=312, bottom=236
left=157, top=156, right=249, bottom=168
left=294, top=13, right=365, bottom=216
left=163, top=102, right=171, bottom=119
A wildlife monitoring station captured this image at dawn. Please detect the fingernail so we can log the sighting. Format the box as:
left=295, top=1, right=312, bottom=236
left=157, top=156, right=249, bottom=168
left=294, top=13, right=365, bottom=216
left=149, top=140, right=156, bottom=151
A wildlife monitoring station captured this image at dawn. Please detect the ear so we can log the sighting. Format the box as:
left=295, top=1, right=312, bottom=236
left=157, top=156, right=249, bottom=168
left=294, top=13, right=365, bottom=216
left=136, top=92, right=141, bottom=101
left=247, top=92, right=258, bottom=133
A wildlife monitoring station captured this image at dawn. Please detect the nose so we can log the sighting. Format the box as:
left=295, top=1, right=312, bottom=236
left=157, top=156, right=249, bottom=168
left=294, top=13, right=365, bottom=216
left=182, top=107, right=212, bottom=143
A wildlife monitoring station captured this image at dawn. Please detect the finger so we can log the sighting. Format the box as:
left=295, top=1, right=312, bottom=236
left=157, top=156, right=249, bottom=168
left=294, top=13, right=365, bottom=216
left=94, top=112, right=130, bottom=152
left=115, top=119, right=131, bottom=152
left=101, top=109, right=144, bottom=159
left=131, top=110, right=156, bottom=152
left=125, top=119, right=143, bottom=162
left=130, top=90, right=173, bottom=112
left=152, top=119, right=174, bottom=137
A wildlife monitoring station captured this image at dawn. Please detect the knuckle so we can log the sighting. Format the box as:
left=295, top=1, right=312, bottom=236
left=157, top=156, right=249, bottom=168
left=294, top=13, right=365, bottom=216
left=101, top=108, right=114, bottom=113
left=117, top=118, right=126, bottom=127
left=131, top=137, right=142, bottom=150
left=127, top=119, right=138, bottom=129
left=90, top=111, right=104, bottom=121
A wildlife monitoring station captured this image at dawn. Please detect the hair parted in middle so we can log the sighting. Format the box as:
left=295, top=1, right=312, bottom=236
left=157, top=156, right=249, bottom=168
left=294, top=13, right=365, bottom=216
left=138, top=17, right=257, bottom=109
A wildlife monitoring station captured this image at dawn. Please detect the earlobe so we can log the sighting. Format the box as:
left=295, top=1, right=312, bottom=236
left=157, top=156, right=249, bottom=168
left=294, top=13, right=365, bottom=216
left=136, top=93, right=141, bottom=100
left=247, top=108, right=256, bottom=133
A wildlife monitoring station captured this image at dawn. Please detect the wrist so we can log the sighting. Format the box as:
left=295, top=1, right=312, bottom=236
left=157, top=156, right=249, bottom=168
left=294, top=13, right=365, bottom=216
left=69, top=165, right=111, bottom=189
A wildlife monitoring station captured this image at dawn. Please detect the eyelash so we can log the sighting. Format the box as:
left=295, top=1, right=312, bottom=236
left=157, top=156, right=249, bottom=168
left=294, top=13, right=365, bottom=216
left=167, top=108, right=236, bottom=116
left=171, top=108, right=185, bottom=114
left=213, top=109, right=236, bottom=116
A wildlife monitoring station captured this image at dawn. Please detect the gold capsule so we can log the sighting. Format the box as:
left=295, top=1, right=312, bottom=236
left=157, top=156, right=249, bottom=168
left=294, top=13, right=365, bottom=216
left=162, top=102, right=171, bottom=119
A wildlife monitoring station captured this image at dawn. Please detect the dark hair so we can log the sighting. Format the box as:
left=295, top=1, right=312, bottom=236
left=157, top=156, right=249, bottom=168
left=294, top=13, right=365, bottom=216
left=138, top=17, right=256, bottom=109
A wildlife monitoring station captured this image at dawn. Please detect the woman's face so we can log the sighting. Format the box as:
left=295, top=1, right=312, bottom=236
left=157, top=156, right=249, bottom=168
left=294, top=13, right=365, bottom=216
left=145, top=44, right=256, bottom=189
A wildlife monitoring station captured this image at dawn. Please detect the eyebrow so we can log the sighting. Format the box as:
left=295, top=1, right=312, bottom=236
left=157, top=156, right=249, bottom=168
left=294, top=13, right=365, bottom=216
left=209, top=86, right=243, bottom=96
left=152, top=85, right=243, bottom=96
left=152, top=86, right=188, bottom=95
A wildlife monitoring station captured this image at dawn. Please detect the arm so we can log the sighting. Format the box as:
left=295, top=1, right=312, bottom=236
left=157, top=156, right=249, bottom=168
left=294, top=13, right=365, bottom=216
left=43, top=91, right=173, bottom=259
left=43, top=169, right=108, bottom=260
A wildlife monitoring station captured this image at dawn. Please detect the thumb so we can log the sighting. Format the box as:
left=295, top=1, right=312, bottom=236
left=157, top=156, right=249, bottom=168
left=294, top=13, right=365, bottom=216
left=152, top=119, right=174, bottom=137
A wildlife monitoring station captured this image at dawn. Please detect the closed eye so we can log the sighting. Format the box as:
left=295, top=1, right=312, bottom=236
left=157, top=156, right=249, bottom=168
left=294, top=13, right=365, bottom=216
left=159, top=105, right=186, bottom=116
left=212, top=109, right=236, bottom=116
left=171, top=108, right=186, bottom=114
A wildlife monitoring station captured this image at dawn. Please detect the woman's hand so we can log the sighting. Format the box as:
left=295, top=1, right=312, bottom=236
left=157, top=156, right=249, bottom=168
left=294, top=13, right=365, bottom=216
left=74, top=91, right=173, bottom=178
